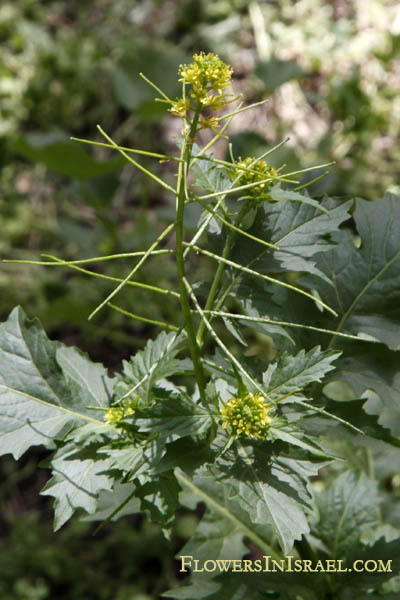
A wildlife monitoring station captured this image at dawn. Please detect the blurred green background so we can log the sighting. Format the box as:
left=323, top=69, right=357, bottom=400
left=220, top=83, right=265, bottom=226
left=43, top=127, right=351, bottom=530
left=1, top=0, right=399, bottom=598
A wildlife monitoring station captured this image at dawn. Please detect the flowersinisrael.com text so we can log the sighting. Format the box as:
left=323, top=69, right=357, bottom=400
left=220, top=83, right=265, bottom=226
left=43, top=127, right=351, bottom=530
left=180, top=555, right=392, bottom=574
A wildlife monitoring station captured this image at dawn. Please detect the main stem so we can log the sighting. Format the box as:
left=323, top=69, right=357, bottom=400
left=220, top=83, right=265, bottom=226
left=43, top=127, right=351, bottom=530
left=196, top=201, right=250, bottom=348
left=176, top=108, right=207, bottom=404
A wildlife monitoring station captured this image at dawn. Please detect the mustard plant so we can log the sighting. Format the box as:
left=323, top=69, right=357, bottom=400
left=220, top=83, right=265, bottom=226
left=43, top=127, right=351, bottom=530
left=2, top=53, right=400, bottom=599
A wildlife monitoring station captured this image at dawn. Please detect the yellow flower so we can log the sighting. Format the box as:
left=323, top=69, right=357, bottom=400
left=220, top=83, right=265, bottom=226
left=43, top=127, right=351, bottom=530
left=220, top=392, right=271, bottom=439
left=235, top=157, right=277, bottom=196
left=199, top=93, right=227, bottom=111
left=199, top=115, right=219, bottom=130
left=169, top=97, right=190, bottom=117
left=104, top=399, right=135, bottom=426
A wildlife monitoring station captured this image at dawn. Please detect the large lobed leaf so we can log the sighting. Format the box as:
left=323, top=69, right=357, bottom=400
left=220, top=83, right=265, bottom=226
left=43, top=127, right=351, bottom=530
left=114, top=330, right=190, bottom=405
left=230, top=195, right=352, bottom=283
left=41, top=443, right=115, bottom=530
left=164, top=571, right=322, bottom=600
left=344, top=537, right=400, bottom=591
left=135, top=390, right=214, bottom=439
left=178, top=506, right=248, bottom=566
left=191, top=152, right=231, bottom=195
left=301, top=193, right=400, bottom=351
left=0, top=307, right=113, bottom=459
left=312, top=470, right=380, bottom=559
left=324, top=344, right=400, bottom=438
left=262, top=346, right=340, bottom=397
left=234, top=194, right=400, bottom=442
left=177, top=439, right=325, bottom=556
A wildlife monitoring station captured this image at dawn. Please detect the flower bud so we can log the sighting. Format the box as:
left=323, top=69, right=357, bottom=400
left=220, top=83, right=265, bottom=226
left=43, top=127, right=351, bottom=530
left=220, top=392, right=271, bottom=438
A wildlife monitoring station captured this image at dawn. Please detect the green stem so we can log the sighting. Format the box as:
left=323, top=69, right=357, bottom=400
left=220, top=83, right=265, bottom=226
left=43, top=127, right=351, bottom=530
left=89, top=222, right=175, bottom=320
left=194, top=193, right=278, bottom=250
left=187, top=242, right=338, bottom=317
left=176, top=108, right=207, bottom=404
left=3, top=249, right=174, bottom=266
left=186, top=277, right=268, bottom=398
left=70, top=136, right=182, bottom=163
left=196, top=201, right=250, bottom=348
left=97, top=125, right=176, bottom=194
left=108, top=302, right=179, bottom=331
left=38, top=254, right=179, bottom=298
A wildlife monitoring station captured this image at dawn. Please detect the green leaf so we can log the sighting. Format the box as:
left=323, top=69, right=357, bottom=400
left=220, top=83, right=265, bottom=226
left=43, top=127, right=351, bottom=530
left=176, top=464, right=278, bottom=553
left=164, top=566, right=322, bottom=600
left=137, top=471, right=181, bottom=526
left=177, top=441, right=324, bottom=555
left=41, top=443, right=115, bottom=530
left=162, top=574, right=221, bottom=600
left=0, top=307, right=111, bottom=459
left=221, top=315, right=248, bottom=346
left=269, top=424, right=332, bottom=459
left=342, top=537, right=400, bottom=591
left=263, top=346, right=341, bottom=397
left=56, top=345, right=114, bottom=411
left=361, top=523, right=400, bottom=545
left=191, top=154, right=231, bottom=195
left=315, top=399, right=400, bottom=449
left=82, top=481, right=140, bottom=522
left=269, top=184, right=330, bottom=215
left=178, top=506, right=248, bottom=563
left=159, top=437, right=215, bottom=475
left=135, top=391, right=214, bottom=439
left=114, top=331, right=189, bottom=405
left=325, top=344, right=400, bottom=439
left=65, top=422, right=118, bottom=446
left=231, top=278, right=297, bottom=345
left=98, top=444, right=152, bottom=478
left=302, top=194, right=400, bottom=350
left=313, top=470, right=380, bottom=558
left=231, top=196, right=353, bottom=283
left=12, top=133, right=123, bottom=180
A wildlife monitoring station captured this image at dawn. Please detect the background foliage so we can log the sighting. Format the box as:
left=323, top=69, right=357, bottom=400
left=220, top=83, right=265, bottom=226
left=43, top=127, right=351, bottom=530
left=1, top=0, right=399, bottom=598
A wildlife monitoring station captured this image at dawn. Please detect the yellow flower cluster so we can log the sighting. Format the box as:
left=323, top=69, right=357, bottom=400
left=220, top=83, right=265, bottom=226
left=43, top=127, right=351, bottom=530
left=104, top=399, right=135, bottom=426
left=169, top=52, right=234, bottom=121
left=235, top=157, right=277, bottom=196
left=221, top=392, right=271, bottom=439
left=179, top=52, right=233, bottom=96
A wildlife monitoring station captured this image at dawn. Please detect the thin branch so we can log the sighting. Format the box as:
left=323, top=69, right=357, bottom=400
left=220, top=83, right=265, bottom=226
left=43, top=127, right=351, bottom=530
left=33, top=254, right=179, bottom=298
left=108, top=303, right=178, bottom=331
left=89, top=222, right=175, bottom=320
left=293, top=170, right=329, bottom=192
left=97, top=125, right=176, bottom=194
left=215, top=98, right=269, bottom=122
left=70, top=137, right=182, bottom=163
left=185, top=243, right=338, bottom=317
left=200, top=310, right=370, bottom=342
left=183, top=140, right=291, bottom=259
left=293, top=399, right=365, bottom=435
left=3, top=249, right=174, bottom=267
left=193, top=194, right=278, bottom=251
left=139, top=72, right=172, bottom=101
